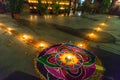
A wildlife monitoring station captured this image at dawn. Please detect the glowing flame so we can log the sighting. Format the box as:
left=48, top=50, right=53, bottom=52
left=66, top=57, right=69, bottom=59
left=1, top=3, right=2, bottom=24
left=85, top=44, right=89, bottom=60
left=87, top=33, right=97, bottom=39
left=107, top=16, right=111, bottom=19
left=77, top=42, right=87, bottom=49
left=18, top=34, right=32, bottom=42
left=94, top=27, right=102, bottom=32
left=6, top=28, right=14, bottom=34
left=39, top=43, right=45, bottom=48
left=34, top=41, right=48, bottom=49
left=67, top=55, right=72, bottom=60
left=88, top=33, right=94, bottom=37
left=99, top=23, right=106, bottom=26
left=60, top=53, right=78, bottom=65
left=22, top=35, right=29, bottom=40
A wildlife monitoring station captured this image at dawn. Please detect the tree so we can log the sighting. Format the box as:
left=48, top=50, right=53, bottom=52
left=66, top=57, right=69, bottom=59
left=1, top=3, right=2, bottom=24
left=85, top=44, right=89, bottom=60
left=52, top=0, right=61, bottom=15
left=9, top=0, right=24, bottom=19
left=37, top=0, right=48, bottom=15
left=98, top=0, right=111, bottom=14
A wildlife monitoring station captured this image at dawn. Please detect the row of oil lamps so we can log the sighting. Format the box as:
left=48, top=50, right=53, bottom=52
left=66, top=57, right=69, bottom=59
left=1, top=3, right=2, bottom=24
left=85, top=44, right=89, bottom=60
left=76, top=16, right=111, bottom=49
left=0, top=15, right=111, bottom=80
left=0, top=23, right=49, bottom=51
left=0, top=16, right=111, bottom=51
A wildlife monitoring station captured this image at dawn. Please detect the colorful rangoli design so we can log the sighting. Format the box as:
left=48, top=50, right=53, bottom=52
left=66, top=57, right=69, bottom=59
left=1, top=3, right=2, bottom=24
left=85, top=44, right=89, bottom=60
left=36, top=44, right=102, bottom=80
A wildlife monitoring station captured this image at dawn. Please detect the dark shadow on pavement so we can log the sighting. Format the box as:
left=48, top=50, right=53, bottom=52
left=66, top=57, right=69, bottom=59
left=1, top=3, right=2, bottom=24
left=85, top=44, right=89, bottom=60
left=14, top=19, right=116, bottom=43
left=88, top=47, right=120, bottom=80
left=14, top=19, right=38, bottom=33
left=3, top=71, right=40, bottom=80
left=55, top=25, right=116, bottom=43
left=14, top=19, right=54, bottom=33
left=81, top=15, right=99, bottom=21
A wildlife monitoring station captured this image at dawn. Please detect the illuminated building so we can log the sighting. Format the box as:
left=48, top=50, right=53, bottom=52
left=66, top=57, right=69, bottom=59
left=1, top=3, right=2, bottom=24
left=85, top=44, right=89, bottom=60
left=27, top=0, right=116, bottom=15
left=28, top=0, right=70, bottom=13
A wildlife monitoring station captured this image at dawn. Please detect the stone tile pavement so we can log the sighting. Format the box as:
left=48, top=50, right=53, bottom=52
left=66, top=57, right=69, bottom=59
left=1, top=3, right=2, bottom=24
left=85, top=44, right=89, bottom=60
left=0, top=13, right=120, bottom=80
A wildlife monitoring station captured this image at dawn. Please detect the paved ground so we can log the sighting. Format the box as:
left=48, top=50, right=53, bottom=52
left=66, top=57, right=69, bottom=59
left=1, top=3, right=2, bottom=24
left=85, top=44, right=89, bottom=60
left=0, top=12, right=120, bottom=80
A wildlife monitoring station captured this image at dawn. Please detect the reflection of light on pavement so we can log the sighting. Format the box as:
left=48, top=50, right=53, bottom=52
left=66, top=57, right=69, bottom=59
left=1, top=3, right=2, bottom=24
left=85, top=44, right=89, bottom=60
left=58, top=14, right=64, bottom=17
left=30, top=15, right=33, bottom=20
left=44, top=15, right=52, bottom=19
left=29, top=15, right=38, bottom=21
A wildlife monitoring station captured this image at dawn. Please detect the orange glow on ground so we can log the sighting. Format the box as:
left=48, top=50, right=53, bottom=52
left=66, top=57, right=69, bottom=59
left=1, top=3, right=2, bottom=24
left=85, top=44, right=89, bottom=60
left=34, top=41, right=49, bottom=49
left=5, top=28, right=14, bottom=34
left=18, top=34, right=33, bottom=42
left=0, top=23, right=3, bottom=26
left=94, top=27, right=102, bottom=32
left=77, top=42, right=87, bottom=49
left=76, top=40, right=89, bottom=49
left=107, top=16, right=111, bottom=19
left=0, top=23, right=4, bottom=29
left=87, top=33, right=97, bottom=39
left=99, top=22, right=106, bottom=26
